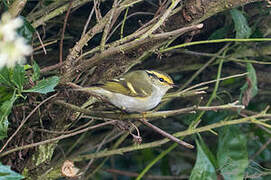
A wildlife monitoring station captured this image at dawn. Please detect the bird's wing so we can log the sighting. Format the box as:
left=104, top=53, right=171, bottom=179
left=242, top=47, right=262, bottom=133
left=100, top=79, right=148, bottom=97
left=101, top=74, right=151, bottom=97
left=98, top=81, right=135, bottom=96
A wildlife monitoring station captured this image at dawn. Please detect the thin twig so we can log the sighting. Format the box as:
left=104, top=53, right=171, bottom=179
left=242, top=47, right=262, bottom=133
left=100, top=0, right=118, bottom=51
left=76, top=23, right=200, bottom=62
left=33, top=119, right=95, bottom=134
left=178, top=49, right=271, bottom=65
left=81, top=4, right=95, bottom=38
left=85, top=129, right=119, bottom=179
left=62, top=24, right=203, bottom=83
left=34, top=40, right=57, bottom=52
left=35, top=31, right=47, bottom=55
left=54, top=99, right=245, bottom=120
left=31, top=0, right=91, bottom=28
left=86, top=130, right=132, bottom=178
left=180, top=72, right=248, bottom=93
left=0, top=93, right=58, bottom=153
left=40, top=63, right=62, bottom=73
left=180, top=43, right=231, bottom=90
left=128, top=121, right=142, bottom=144
left=138, top=119, right=194, bottom=149
left=59, top=0, right=74, bottom=64
left=73, top=113, right=271, bottom=162
left=107, top=12, right=154, bottom=41
left=0, top=120, right=116, bottom=158
left=250, top=138, right=271, bottom=160
left=63, top=0, right=140, bottom=68
left=94, top=0, right=102, bottom=22
left=160, top=38, right=271, bottom=53
left=139, top=0, right=182, bottom=39
left=82, top=130, right=114, bottom=177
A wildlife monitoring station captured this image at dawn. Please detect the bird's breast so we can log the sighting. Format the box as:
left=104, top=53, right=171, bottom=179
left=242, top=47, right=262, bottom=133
left=88, top=87, right=165, bottom=112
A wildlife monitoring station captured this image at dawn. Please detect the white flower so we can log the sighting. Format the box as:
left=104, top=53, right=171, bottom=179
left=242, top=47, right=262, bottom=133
left=0, top=38, right=32, bottom=68
left=0, top=54, right=8, bottom=68
left=0, top=12, right=33, bottom=69
left=0, top=13, right=23, bottom=41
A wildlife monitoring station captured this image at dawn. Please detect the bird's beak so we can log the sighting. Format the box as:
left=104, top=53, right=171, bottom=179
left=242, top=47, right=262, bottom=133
left=169, top=83, right=178, bottom=88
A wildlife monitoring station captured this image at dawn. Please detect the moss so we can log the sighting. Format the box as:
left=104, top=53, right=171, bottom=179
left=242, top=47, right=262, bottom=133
left=32, top=143, right=56, bottom=167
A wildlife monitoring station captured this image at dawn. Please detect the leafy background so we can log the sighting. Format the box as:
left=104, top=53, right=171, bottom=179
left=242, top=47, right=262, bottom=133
left=0, top=0, right=271, bottom=179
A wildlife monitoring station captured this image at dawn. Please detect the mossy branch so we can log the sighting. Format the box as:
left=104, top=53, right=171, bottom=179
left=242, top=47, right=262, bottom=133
left=54, top=100, right=245, bottom=120
left=8, top=0, right=27, bottom=17
left=73, top=112, right=271, bottom=161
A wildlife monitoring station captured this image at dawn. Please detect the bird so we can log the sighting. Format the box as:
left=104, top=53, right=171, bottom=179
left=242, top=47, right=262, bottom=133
left=75, top=70, right=195, bottom=149
left=78, top=70, right=174, bottom=112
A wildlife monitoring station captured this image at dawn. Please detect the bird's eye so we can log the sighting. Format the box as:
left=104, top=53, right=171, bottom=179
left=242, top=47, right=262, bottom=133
left=159, top=78, right=164, bottom=82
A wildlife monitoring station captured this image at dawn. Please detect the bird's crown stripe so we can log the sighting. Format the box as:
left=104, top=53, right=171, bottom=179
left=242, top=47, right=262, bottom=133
left=146, top=70, right=173, bottom=84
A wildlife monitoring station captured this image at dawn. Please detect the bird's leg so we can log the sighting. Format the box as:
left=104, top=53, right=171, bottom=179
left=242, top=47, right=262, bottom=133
left=140, top=111, right=149, bottom=120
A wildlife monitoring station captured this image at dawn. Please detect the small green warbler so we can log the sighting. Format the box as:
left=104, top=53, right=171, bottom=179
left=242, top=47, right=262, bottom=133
left=79, top=70, right=174, bottom=112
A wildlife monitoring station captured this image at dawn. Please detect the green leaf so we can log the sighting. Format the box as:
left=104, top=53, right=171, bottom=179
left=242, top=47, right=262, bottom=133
left=208, top=26, right=231, bottom=40
left=24, top=64, right=32, bottom=71
left=198, top=135, right=217, bottom=168
left=12, top=64, right=25, bottom=91
left=0, top=118, right=9, bottom=140
left=204, top=111, right=229, bottom=124
left=0, top=87, right=13, bottom=104
left=190, top=139, right=217, bottom=180
left=0, top=93, right=17, bottom=140
left=239, top=63, right=258, bottom=106
left=17, top=17, right=35, bottom=43
left=0, top=94, right=16, bottom=121
left=0, top=163, right=24, bottom=180
left=0, top=67, right=12, bottom=87
left=2, top=1, right=9, bottom=10
left=217, top=125, right=248, bottom=180
left=230, top=9, right=252, bottom=38
left=23, top=76, right=59, bottom=94
left=161, top=156, right=170, bottom=175
left=32, top=61, right=40, bottom=82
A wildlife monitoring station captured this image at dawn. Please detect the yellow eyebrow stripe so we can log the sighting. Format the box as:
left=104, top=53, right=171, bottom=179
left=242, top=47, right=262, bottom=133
left=147, top=70, right=174, bottom=85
